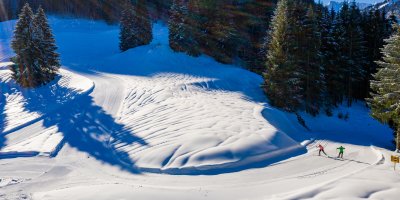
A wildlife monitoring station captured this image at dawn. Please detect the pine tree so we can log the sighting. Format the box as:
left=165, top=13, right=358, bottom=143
left=120, top=1, right=137, bottom=51
left=33, top=6, right=61, bottom=84
left=361, top=9, right=394, bottom=100
left=302, top=5, right=324, bottom=115
left=328, top=6, right=348, bottom=106
left=209, top=2, right=239, bottom=64
left=119, top=0, right=152, bottom=52
left=320, top=7, right=340, bottom=111
left=368, top=25, right=400, bottom=152
left=10, top=3, right=36, bottom=87
left=238, top=0, right=276, bottom=74
left=168, top=0, right=200, bottom=56
left=263, top=0, right=301, bottom=112
left=134, top=0, right=152, bottom=46
left=10, top=4, right=60, bottom=87
left=332, top=1, right=367, bottom=106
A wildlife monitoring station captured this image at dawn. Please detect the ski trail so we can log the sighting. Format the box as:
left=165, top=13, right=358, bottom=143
left=277, top=145, right=383, bottom=199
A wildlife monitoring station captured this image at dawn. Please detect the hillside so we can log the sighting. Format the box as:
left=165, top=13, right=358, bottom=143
left=0, top=17, right=399, bottom=199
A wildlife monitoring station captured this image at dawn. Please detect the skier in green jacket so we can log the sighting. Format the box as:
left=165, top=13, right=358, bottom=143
left=337, top=146, right=345, bottom=158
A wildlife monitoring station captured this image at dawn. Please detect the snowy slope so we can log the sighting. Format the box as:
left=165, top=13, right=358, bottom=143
left=0, top=18, right=306, bottom=173
left=89, top=24, right=305, bottom=172
left=0, top=21, right=15, bottom=62
left=326, top=1, right=371, bottom=12
left=0, top=65, right=94, bottom=157
left=366, top=0, right=400, bottom=18
left=0, top=17, right=399, bottom=199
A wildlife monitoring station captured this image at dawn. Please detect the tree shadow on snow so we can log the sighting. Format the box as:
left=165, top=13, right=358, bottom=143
left=19, top=76, right=147, bottom=173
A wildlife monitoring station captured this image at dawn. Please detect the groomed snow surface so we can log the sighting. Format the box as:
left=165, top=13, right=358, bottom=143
left=1, top=17, right=400, bottom=199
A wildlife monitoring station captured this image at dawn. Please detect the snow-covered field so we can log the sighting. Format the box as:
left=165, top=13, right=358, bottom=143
left=1, top=17, right=400, bottom=199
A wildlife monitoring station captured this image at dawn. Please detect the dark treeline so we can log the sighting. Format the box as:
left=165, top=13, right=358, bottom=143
left=1, top=0, right=276, bottom=72
left=167, top=0, right=276, bottom=72
left=0, top=0, right=172, bottom=23
left=263, top=0, right=396, bottom=116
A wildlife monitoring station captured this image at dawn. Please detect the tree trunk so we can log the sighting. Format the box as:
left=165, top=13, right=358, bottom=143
left=397, top=126, right=400, bottom=153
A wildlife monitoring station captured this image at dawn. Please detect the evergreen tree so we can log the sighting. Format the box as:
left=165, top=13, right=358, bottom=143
left=10, top=3, right=36, bottom=87
left=302, top=5, right=324, bottom=115
left=320, top=7, right=341, bottom=111
left=134, top=0, right=153, bottom=45
left=119, top=0, right=152, bottom=52
left=361, top=9, right=394, bottom=100
left=10, top=4, right=60, bottom=87
left=239, top=0, right=276, bottom=74
left=328, top=6, right=348, bottom=106
left=168, top=0, right=200, bottom=56
left=263, top=0, right=302, bottom=111
left=32, top=6, right=61, bottom=84
left=120, top=1, right=137, bottom=51
left=209, top=2, right=239, bottom=64
left=264, top=0, right=325, bottom=113
left=333, top=1, right=367, bottom=106
left=368, top=25, right=400, bottom=151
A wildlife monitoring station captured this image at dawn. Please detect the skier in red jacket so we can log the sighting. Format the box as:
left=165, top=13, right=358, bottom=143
left=317, top=144, right=327, bottom=156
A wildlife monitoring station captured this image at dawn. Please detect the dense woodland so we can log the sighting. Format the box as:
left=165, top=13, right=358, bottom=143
left=4, top=0, right=400, bottom=149
left=0, top=0, right=172, bottom=22
left=264, top=0, right=395, bottom=115
left=262, top=0, right=399, bottom=149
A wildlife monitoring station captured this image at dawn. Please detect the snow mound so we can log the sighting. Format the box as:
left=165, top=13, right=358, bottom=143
left=87, top=23, right=306, bottom=173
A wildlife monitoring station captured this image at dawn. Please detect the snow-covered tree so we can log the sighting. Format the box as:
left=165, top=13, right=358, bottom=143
left=32, top=6, right=61, bottom=84
left=119, top=0, right=152, bottom=52
left=11, top=4, right=60, bottom=88
left=10, top=3, right=36, bottom=87
left=361, top=9, right=396, bottom=100
left=168, top=0, right=200, bottom=56
left=368, top=25, right=400, bottom=152
left=120, top=1, right=137, bottom=51
left=134, top=0, right=152, bottom=46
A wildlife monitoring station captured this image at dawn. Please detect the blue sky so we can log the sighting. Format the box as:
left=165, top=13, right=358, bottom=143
left=321, top=0, right=385, bottom=4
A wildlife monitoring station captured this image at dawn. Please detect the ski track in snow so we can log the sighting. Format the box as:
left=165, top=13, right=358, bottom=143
left=1, top=18, right=399, bottom=199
